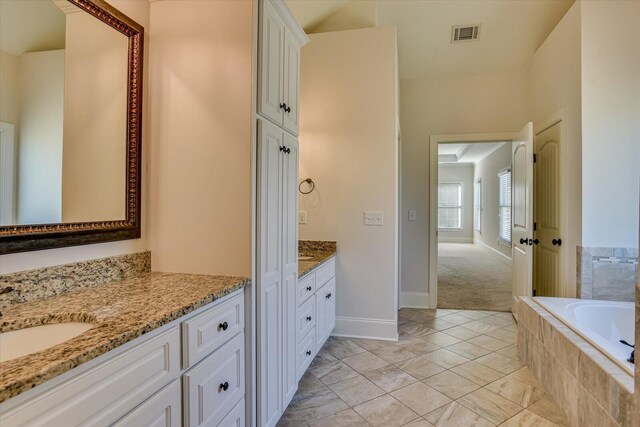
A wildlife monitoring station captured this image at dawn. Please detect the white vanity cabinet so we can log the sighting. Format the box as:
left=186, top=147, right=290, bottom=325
left=0, top=289, right=246, bottom=427
left=258, top=0, right=305, bottom=136
left=296, top=259, right=336, bottom=382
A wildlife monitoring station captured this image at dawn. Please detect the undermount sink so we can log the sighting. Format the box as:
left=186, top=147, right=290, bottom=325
left=0, top=322, right=94, bottom=363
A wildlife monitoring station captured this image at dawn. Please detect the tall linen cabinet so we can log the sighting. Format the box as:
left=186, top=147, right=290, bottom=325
left=256, top=1, right=308, bottom=426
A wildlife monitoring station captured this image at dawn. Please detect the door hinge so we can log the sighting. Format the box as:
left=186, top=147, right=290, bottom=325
left=533, top=222, right=537, bottom=231
left=532, top=289, right=537, bottom=296
left=533, top=154, right=537, bottom=163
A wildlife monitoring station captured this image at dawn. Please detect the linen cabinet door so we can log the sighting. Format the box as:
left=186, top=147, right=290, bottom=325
left=281, top=132, right=299, bottom=407
left=324, top=278, right=336, bottom=336
left=258, top=0, right=285, bottom=126
left=315, top=286, right=328, bottom=348
left=282, top=28, right=300, bottom=135
left=257, top=119, right=284, bottom=427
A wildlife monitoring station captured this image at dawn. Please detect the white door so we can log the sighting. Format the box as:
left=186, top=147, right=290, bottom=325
left=534, top=122, right=563, bottom=297
left=259, top=0, right=285, bottom=126
left=324, top=278, right=336, bottom=336
left=281, top=132, right=298, bottom=407
left=511, top=122, right=534, bottom=317
left=282, top=29, right=300, bottom=135
left=257, top=119, right=283, bottom=427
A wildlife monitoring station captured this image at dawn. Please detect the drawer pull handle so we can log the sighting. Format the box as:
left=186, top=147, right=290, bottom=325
left=219, top=321, right=229, bottom=331
left=325, top=293, right=332, bottom=299
left=306, top=316, right=312, bottom=321
left=306, top=286, right=312, bottom=291
left=306, top=350, right=312, bottom=356
left=219, top=381, right=229, bottom=392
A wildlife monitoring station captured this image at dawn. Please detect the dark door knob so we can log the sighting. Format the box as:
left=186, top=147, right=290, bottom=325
left=306, top=350, right=312, bottom=356
left=286, top=106, right=291, bottom=113
left=552, top=238, right=562, bottom=246
left=219, top=381, right=229, bottom=392
left=279, top=146, right=285, bottom=152
left=306, top=316, right=312, bottom=321
left=306, top=286, right=312, bottom=291
left=280, top=102, right=287, bottom=110
left=218, top=321, right=229, bottom=331
left=519, top=238, right=527, bottom=245
left=326, top=293, right=332, bottom=299
left=532, top=239, right=540, bottom=245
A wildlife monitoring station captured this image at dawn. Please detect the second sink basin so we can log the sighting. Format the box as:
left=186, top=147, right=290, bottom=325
left=0, top=322, right=94, bottom=363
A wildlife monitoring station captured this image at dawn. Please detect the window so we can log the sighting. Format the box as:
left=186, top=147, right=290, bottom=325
left=438, top=182, right=462, bottom=229
left=498, top=168, right=512, bottom=244
left=473, top=179, right=481, bottom=232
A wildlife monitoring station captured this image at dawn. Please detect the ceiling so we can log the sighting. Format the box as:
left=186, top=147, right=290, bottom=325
left=438, top=142, right=506, bottom=164
left=286, top=0, right=574, bottom=80
left=0, top=0, right=66, bottom=56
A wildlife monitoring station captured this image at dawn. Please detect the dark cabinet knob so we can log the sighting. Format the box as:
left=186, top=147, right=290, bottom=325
left=326, top=293, right=332, bottom=299
left=552, top=238, right=562, bottom=246
left=306, top=286, right=312, bottom=291
left=218, top=321, right=228, bottom=331
left=219, top=381, right=229, bottom=392
left=306, top=350, right=312, bottom=356
left=306, top=316, right=312, bottom=321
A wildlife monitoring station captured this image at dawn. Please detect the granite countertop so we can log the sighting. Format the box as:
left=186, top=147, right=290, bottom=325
left=298, top=251, right=336, bottom=278
left=0, top=272, right=249, bottom=403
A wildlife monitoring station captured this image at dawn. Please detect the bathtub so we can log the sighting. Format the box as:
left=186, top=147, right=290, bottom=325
left=534, top=297, right=635, bottom=374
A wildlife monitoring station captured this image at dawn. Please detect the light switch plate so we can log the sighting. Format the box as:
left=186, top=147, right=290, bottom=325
left=364, top=211, right=384, bottom=226
left=298, top=211, right=307, bottom=224
left=408, top=210, right=416, bottom=221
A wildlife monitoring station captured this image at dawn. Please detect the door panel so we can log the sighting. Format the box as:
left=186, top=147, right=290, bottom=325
left=259, top=0, right=285, bottom=125
left=257, top=119, right=283, bottom=427
left=283, top=29, right=300, bottom=135
left=534, top=122, right=562, bottom=297
left=281, top=132, right=299, bottom=407
left=511, top=122, right=533, bottom=317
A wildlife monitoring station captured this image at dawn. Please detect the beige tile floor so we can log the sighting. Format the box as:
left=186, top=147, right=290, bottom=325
left=278, top=308, right=570, bottom=427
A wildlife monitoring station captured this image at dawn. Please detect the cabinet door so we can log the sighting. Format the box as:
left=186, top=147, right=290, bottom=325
left=315, top=284, right=328, bottom=348
left=324, top=278, right=336, bottom=336
left=218, top=399, right=245, bottom=427
left=282, top=28, right=300, bottom=135
left=257, top=119, right=283, bottom=427
left=281, top=132, right=299, bottom=407
left=258, top=0, right=285, bottom=126
left=113, top=380, right=181, bottom=427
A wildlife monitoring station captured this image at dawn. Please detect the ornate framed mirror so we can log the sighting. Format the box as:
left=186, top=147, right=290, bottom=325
left=0, top=0, right=144, bottom=254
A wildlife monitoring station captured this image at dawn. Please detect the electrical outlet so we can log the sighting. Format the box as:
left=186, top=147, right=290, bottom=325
left=298, top=211, right=307, bottom=224
left=364, top=211, right=384, bottom=226
left=408, top=210, right=416, bottom=221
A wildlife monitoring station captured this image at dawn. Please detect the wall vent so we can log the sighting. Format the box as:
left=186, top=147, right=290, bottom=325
left=451, top=25, right=480, bottom=43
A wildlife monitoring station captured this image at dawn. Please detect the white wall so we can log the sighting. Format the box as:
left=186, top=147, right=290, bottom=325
left=0, top=0, right=150, bottom=274
left=580, top=0, right=640, bottom=249
left=530, top=2, right=581, bottom=296
left=473, top=143, right=512, bottom=258
left=299, top=26, right=399, bottom=339
left=17, top=50, right=65, bottom=225
left=400, top=71, right=530, bottom=296
left=148, top=0, right=253, bottom=277
left=0, top=50, right=19, bottom=126
left=438, top=164, right=473, bottom=243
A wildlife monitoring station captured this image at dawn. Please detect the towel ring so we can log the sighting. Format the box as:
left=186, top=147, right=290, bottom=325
left=299, top=178, right=315, bottom=195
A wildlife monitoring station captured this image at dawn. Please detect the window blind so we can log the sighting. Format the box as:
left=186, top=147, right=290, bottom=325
left=498, top=170, right=511, bottom=243
left=473, top=179, right=481, bottom=232
left=438, top=182, right=462, bottom=229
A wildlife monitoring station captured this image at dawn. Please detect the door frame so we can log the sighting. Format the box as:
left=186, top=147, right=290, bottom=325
left=533, top=109, right=569, bottom=297
left=428, top=131, right=518, bottom=309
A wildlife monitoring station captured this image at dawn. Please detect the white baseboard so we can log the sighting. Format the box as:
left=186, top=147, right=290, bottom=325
left=438, top=236, right=473, bottom=243
left=474, top=239, right=512, bottom=265
left=400, top=291, right=432, bottom=309
left=332, top=316, right=398, bottom=341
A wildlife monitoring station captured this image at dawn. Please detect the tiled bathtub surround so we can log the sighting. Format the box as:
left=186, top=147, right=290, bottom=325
left=518, top=297, right=634, bottom=427
left=577, top=246, right=638, bottom=301
left=0, top=251, right=151, bottom=309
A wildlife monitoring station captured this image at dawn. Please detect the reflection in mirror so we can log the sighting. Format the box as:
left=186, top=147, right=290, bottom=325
left=0, top=0, right=129, bottom=226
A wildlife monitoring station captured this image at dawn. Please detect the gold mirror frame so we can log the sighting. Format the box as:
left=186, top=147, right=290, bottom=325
left=0, top=0, right=144, bottom=254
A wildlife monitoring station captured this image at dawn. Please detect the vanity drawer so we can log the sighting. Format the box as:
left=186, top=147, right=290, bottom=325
left=296, top=296, right=316, bottom=343
left=182, top=290, right=244, bottom=369
left=296, top=327, right=316, bottom=381
left=112, top=379, right=182, bottom=427
left=0, top=326, right=181, bottom=427
left=183, top=333, right=245, bottom=427
left=218, top=398, right=245, bottom=427
left=297, top=273, right=316, bottom=306
left=315, top=259, right=335, bottom=287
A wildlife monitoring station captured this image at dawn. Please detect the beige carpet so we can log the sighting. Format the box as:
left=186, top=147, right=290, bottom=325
left=438, top=243, right=512, bottom=312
